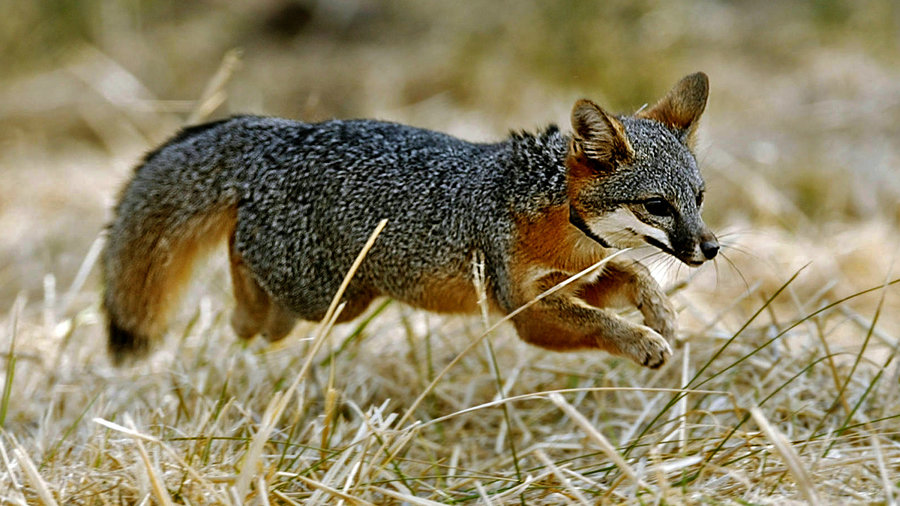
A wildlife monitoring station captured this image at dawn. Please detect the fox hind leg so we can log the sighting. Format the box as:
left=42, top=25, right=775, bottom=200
left=229, top=239, right=268, bottom=339
left=261, top=303, right=298, bottom=341
left=228, top=235, right=297, bottom=341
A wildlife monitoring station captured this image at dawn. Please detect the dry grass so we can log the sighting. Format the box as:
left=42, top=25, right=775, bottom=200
left=4, top=231, right=900, bottom=504
left=3, top=1, right=900, bottom=504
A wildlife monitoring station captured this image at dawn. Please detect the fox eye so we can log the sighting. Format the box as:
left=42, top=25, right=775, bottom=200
left=643, top=198, right=672, bottom=217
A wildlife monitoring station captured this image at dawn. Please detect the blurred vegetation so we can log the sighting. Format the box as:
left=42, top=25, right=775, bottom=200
left=0, top=1, right=895, bottom=121
left=4, top=0, right=898, bottom=113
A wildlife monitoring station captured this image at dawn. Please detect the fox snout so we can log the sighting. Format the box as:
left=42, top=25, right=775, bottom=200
left=699, top=230, right=719, bottom=260
left=675, top=227, right=718, bottom=266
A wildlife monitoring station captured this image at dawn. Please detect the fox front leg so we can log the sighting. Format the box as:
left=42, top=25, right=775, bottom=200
left=512, top=273, right=672, bottom=368
left=578, top=260, right=677, bottom=342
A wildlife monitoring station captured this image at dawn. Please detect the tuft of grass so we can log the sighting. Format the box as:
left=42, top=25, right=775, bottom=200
left=0, top=296, right=24, bottom=428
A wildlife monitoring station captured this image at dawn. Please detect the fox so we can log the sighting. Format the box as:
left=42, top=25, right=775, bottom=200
left=102, top=72, right=718, bottom=368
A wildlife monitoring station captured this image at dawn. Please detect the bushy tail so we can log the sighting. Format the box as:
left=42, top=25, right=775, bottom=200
left=102, top=121, right=239, bottom=363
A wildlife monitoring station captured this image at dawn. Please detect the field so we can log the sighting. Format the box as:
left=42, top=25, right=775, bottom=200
left=2, top=1, right=900, bottom=504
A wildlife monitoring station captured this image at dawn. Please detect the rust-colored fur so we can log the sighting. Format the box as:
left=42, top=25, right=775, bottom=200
left=505, top=205, right=674, bottom=367
left=513, top=205, right=605, bottom=274
left=104, top=206, right=237, bottom=360
left=413, top=276, right=482, bottom=314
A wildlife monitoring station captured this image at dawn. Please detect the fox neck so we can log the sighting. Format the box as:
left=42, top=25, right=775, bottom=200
left=567, top=205, right=612, bottom=248
left=503, top=126, right=571, bottom=217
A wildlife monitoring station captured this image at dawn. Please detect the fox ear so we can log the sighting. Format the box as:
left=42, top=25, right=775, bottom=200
left=638, top=72, right=708, bottom=144
left=570, top=99, right=633, bottom=165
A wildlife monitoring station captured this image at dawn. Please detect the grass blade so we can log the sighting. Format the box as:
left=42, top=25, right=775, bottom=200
left=750, top=407, right=820, bottom=504
left=12, top=445, right=59, bottom=506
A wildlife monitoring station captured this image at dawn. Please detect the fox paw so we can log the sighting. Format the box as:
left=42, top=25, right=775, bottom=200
left=231, top=309, right=262, bottom=340
left=639, top=293, right=677, bottom=342
left=627, top=326, right=672, bottom=369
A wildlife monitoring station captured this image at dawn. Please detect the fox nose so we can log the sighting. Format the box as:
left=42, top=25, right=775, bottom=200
left=700, top=239, right=719, bottom=260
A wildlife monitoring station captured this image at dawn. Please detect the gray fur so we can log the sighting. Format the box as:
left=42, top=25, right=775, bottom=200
left=112, top=117, right=570, bottom=317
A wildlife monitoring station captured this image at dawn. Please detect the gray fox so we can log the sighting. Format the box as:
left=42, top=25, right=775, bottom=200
left=103, top=72, right=718, bottom=368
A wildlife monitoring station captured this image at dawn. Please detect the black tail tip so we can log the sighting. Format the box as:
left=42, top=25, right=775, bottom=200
left=108, top=319, right=150, bottom=365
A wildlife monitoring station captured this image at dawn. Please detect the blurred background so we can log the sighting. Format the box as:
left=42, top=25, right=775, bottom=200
left=1, top=0, right=899, bottom=311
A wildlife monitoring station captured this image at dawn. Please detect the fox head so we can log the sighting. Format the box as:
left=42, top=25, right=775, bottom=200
left=566, top=72, right=718, bottom=266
